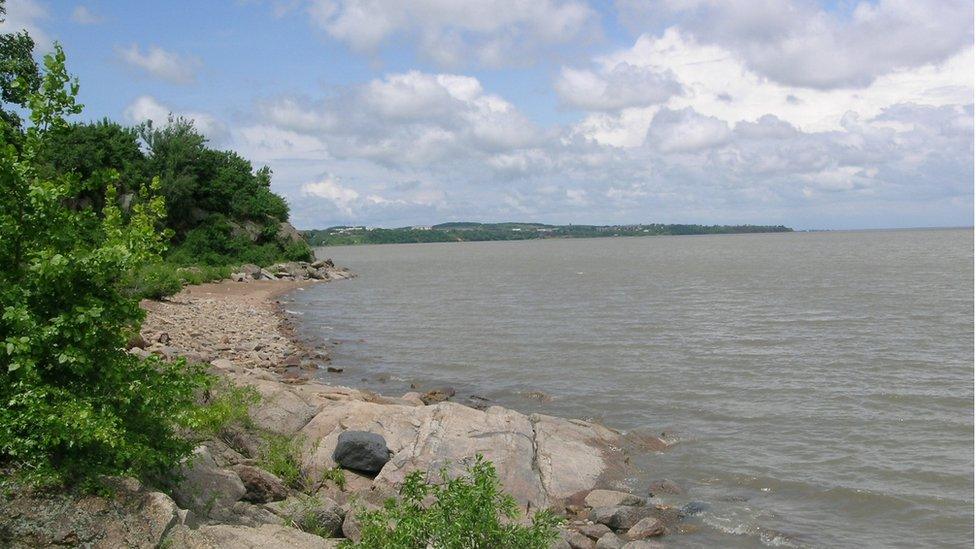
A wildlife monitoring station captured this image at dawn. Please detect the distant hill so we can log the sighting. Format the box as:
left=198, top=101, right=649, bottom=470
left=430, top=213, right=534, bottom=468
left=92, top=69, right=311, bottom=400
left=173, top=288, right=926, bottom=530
left=304, top=222, right=792, bottom=246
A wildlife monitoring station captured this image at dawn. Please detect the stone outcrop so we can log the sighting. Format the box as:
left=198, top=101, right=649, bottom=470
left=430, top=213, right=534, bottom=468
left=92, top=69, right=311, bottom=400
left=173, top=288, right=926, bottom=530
left=171, top=447, right=247, bottom=522
left=230, top=260, right=354, bottom=283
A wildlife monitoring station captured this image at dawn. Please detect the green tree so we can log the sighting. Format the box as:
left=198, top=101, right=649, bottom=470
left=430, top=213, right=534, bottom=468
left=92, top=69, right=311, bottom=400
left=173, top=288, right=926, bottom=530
left=0, top=44, right=210, bottom=487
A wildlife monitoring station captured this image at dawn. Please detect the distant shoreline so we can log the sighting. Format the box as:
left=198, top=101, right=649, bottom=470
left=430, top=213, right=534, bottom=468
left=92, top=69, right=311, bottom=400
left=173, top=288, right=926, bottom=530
left=304, top=222, right=793, bottom=247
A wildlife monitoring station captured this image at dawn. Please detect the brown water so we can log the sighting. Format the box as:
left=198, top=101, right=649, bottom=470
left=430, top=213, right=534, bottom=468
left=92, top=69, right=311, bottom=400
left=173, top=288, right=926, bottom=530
left=287, top=229, right=974, bottom=547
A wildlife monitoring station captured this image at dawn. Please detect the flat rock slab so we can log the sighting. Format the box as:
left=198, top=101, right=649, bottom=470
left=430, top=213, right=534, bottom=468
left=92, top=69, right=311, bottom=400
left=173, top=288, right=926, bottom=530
left=297, top=397, right=632, bottom=510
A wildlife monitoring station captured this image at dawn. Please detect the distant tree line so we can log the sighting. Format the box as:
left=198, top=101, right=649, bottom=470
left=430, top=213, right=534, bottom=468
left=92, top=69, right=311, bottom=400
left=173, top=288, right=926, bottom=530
left=304, top=222, right=793, bottom=246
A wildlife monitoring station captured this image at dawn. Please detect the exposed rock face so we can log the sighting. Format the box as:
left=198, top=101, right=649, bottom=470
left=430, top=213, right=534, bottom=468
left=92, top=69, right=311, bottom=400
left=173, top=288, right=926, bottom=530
left=232, top=465, right=288, bottom=503
left=332, top=431, right=391, bottom=474
left=171, top=523, right=343, bottom=548
left=290, top=394, right=631, bottom=510
left=0, top=477, right=187, bottom=548
left=171, top=446, right=246, bottom=521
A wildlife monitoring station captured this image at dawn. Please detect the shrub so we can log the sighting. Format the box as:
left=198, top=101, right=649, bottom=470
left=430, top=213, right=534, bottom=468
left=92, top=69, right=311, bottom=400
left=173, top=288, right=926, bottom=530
left=261, top=433, right=305, bottom=489
left=191, top=381, right=260, bottom=438
left=345, top=455, right=562, bottom=549
left=321, top=466, right=347, bottom=491
left=121, top=262, right=184, bottom=300
left=0, top=45, right=212, bottom=489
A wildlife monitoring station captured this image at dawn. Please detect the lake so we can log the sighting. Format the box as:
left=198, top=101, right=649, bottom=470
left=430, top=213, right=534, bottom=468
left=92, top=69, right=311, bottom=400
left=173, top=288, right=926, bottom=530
left=286, top=228, right=973, bottom=547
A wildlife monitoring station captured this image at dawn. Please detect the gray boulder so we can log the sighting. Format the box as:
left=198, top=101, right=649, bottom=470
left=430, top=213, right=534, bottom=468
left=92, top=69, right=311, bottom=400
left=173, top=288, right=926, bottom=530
left=171, top=446, right=246, bottom=520
left=589, top=505, right=656, bottom=531
left=333, top=431, right=391, bottom=474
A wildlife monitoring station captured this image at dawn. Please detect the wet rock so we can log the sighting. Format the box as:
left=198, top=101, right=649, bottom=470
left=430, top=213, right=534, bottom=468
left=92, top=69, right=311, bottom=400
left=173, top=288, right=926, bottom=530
left=621, top=541, right=664, bottom=549
left=680, top=501, right=709, bottom=517
left=596, top=532, right=625, bottom=549
left=647, top=479, right=683, bottom=496
left=232, top=465, right=288, bottom=503
left=333, top=431, right=391, bottom=474
left=589, top=506, right=656, bottom=531
left=584, top=489, right=644, bottom=508
left=626, top=516, right=665, bottom=539
left=326, top=366, right=343, bottom=373
left=420, top=386, right=455, bottom=404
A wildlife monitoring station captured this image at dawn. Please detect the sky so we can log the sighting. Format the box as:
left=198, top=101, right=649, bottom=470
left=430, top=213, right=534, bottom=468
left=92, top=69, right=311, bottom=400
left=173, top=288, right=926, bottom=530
left=2, top=0, right=973, bottom=230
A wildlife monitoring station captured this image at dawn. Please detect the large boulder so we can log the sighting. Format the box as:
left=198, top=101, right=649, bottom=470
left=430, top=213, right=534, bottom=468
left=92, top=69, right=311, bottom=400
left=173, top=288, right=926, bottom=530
left=585, top=489, right=644, bottom=508
left=589, top=505, right=656, bottom=531
left=231, top=465, right=288, bottom=503
left=171, top=446, right=246, bottom=521
left=298, top=397, right=632, bottom=510
left=332, top=431, right=391, bottom=474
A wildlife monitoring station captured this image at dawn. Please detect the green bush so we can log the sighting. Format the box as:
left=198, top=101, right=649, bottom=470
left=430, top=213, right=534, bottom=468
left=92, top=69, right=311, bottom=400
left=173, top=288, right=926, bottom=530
left=121, top=262, right=184, bottom=300
left=0, top=45, right=213, bottom=489
left=345, top=456, right=562, bottom=549
left=261, top=433, right=305, bottom=489
left=285, top=494, right=338, bottom=537
left=192, top=381, right=260, bottom=438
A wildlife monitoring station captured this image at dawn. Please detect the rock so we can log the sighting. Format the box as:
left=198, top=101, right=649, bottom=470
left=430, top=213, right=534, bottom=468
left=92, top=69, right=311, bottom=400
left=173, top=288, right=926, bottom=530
left=0, top=479, right=182, bottom=548
left=298, top=400, right=632, bottom=510
left=232, top=465, right=288, bottom=503
left=584, top=489, right=644, bottom=508
left=171, top=446, right=246, bottom=520
left=577, top=523, right=613, bottom=540
left=211, top=358, right=235, bottom=371
left=564, top=528, right=596, bottom=549
left=680, top=501, right=708, bottom=516
left=155, top=332, right=170, bottom=344
left=589, top=506, right=656, bottom=531
left=231, top=272, right=247, bottom=282
left=258, top=268, right=275, bottom=280
left=400, top=392, right=425, bottom=406
left=127, top=332, right=147, bottom=349
left=174, top=523, right=342, bottom=548
left=310, top=259, right=333, bottom=269
left=340, top=505, right=377, bottom=542
left=230, top=501, right=285, bottom=527
left=241, top=264, right=262, bottom=279
left=420, top=386, right=455, bottom=404
left=647, top=479, right=683, bottom=496
left=326, top=366, right=343, bottom=373
left=333, top=431, right=391, bottom=474
left=621, top=541, right=665, bottom=549
left=277, top=222, right=306, bottom=245
left=596, top=532, right=625, bottom=549
left=626, top=517, right=665, bottom=539
left=246, top=378, right=321, bottom=435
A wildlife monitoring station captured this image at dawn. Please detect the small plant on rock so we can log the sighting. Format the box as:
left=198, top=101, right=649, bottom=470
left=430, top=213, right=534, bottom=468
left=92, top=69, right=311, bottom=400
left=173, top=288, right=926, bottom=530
left=321, top=466, right=347, bottom=491
left=261, top=433, right=305, bottom=489
left=343, top=455, right=562, bottom=549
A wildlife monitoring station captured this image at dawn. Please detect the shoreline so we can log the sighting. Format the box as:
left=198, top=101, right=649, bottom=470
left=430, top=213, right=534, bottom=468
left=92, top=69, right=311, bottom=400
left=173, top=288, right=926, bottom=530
left=130, top=269, right=696, bottom=546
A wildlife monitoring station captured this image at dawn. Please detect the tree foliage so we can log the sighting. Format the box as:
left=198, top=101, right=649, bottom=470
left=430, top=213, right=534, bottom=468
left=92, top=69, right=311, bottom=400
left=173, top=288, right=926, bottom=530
left=0, top=44, right=212, bottom=487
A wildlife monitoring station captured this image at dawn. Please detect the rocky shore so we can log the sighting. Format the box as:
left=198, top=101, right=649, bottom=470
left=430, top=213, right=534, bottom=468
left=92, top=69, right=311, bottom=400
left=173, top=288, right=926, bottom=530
left=1, top=261, right=694, bottom=548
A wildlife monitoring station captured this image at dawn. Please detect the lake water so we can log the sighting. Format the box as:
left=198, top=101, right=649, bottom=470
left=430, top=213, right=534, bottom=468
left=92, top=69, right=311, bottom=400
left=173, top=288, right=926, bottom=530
left=287, top=229, right=974, bottom=548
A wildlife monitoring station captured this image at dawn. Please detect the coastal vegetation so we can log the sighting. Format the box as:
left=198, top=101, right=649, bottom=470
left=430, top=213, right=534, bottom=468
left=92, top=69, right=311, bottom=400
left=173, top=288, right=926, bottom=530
left=0, top=16, right=569, bottom=548
left=305, top=221, right=793, bottom=246
left=346, top=456, right=561, bottom=549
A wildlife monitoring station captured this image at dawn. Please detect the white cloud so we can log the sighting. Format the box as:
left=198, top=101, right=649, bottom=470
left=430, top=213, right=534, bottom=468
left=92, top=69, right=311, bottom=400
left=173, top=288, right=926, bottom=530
left=70, top=5, right=102, bottom=25
left=555, top=62, right=682, bottom=111
left=646, top=107, right=731, bottom=153
left=0, top=0, right=50, bottom=50
left=305, top=0, right=597, bottom=67
left=116, top=44, right=201, bottom=84
left=123, top=95, right=225, bottom=140
left=301, top=176, right=360, bottom=216
left=567, top=29, right=973, bottom=146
